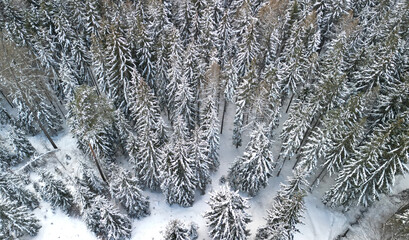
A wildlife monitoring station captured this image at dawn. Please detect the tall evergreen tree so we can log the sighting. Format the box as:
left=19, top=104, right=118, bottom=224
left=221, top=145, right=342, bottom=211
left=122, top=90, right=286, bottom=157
left=109, top=167, right=150, bottom=219
left=204, top=186, right=251, bottom=240
left=228, top=124, right=275, bottom=196
left=0, top=198, right=41, bottom=240
left=161, top=117, right=197, bottom=207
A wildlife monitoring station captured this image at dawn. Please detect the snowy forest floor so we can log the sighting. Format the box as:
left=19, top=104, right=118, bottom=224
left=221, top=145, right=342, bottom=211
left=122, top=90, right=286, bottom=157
left=20, top=101, right=408, bottom=240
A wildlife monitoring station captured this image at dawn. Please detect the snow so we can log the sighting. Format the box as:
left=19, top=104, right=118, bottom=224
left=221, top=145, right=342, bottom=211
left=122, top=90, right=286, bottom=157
left=25, top=102, right=349, bottom=240
left=30, top=202, right=96, bottom=240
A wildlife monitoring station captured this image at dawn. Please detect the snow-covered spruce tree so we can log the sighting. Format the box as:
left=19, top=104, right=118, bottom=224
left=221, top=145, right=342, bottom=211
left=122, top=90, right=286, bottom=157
left=0, top=171, right=39, bottom=210
left=223, top=59, right=239, bottom=103
left=161, top=117, right=197, bottom=207
left=38, top=171, right=74, bottom=214
left=174, top=74, right=197, bottom=132
left=127, top=71, right=164, bottom=190
left=201, top=76, right=220, bottom=170
left=204, top=186, right=251, bottom=240
left=0, top=145, right=18, bottom=170
left=83, top=196, right=132, bottom=240
left=175, top=0, right=196, bottom=46
left=324, top=113, right=409, bottom=208
left=163, top=219, right=198, bottom=240
left=190, top=126, right=211, bottom=194
left=109, top=168, right=150, bottom=219
left=68, top=85, right=119, bottom=162
left=9, top=127, right=35, bottom=163
left=235, top=16, right=261, bottom=78
left=0, top=198, right=41, bottom=240
left=80, top=164, right=108, bottom=196
left=0, top=107, right=13, bottom=125
left=126, top=6, right=156, bottom=86
left=165, top=25, right=185, bottom=119
left=228, top=124, right=275, bottom=196
left=257, top=170, right=307, bottom=239
left=102, top=21, right=135, bottom=113
left=232, top=61, right=258, bottom=148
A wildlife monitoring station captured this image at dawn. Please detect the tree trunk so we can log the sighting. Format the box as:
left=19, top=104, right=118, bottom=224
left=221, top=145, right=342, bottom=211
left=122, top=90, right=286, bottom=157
left=310, top=166, right=327, bottom=189
left=220, top=99, right=227, bottom=134
left=87, top=66, right=101, bottom=96
left=0, top=90, right=15, bottom=108
left=295, top=115, right=321, bottom=155
left=292, top=154, right=302, bottom=169
left=276, top=156, right=287, bottom=177
left=285, top=93, right=294, bottom=113
left=88, top=143, right=108, bottom=184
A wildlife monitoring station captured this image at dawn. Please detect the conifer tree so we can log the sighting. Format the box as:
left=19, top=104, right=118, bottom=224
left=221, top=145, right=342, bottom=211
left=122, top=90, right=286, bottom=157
left=324, top=113, right=409, bottom=207
left=161, top=117, right=197, bottom=207
left=68, top=85, right=119, bottom=162
left=228, top=124, right=275, bottom=196
left=9, top=127, right=35, bottom=163
left=0, top=198, right=41, bottom=240
left=232, top=62, right=258, bottom=148
left=235, top=16, right=261, bottom=78
left=109, top=168, right=150, bottom=219
left=0, top=171, right=39, bottom=210
left=84, top=196, right=132, bottom=240
left=103, top=22, right=135, bottom=113
left=163, top=219, right=198, bottom=240
left=190, top=126, right=211, bottom=194
left=201, top=77, right=220, bottom=169
left=204, top=186, right=251, bottom=240
left=127, top=72, right=164, bottom=190
left=38, top=171, right=74, bottom=213
left=257, top=170, right=307, bottom=239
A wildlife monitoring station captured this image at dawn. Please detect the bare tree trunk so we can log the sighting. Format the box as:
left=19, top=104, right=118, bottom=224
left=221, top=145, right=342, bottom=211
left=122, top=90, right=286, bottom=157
left=89, top=143, right=108, bottom=184
left=310, top=166, right=327, bottom=189
left=276, top=156, right=287, bottom=177
left=87, top=66, right=101, bottom=96
left=285, top=93, right=294, bottom=113
left=0, top=90, right=15, bottom=108
left=220, top=99, right=227, bottom=134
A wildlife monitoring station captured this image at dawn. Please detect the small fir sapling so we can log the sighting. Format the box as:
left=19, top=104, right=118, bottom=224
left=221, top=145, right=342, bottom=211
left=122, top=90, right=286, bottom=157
left=109, top=167, right=150, bottom=219
left=204, top=186, right=251, bottom=240
left=38, top=171, right=74, bottom=213
left=0, top=198, right=41, bottom=240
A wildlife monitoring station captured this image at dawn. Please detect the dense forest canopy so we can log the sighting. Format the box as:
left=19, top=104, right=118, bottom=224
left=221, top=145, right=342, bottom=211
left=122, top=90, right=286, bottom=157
left=0, top=0, right=408, bottom=239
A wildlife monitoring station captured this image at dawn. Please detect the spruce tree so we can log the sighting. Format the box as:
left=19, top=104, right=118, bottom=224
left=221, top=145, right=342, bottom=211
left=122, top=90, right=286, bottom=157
left=84, top=196, right=132, bottom=240
left=68, top=85, right=119, bottom=162
left=161, top=117, right=197, bottom=207
left=204, top=186, right=251, bottom=240
left=127, top=72, right=164, bottom=190
left=201, top=78, right=220, bottom=169
left=38, top=171, right=74, bottom=213
left=163, top=219, right=198, bottom=240
left=257, top=170, right=307, bottom=240
left=9, top=127, right=35, bottom=163
left=228, top=124, right=275, bottom=196
left=0, top=171, right=39, bottom=210
left=109, top=168, right=150, bottom=219
left=190, top=126, right=211, bottom=194
left=0, top=198, right=41, bottom=240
